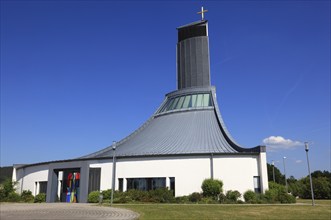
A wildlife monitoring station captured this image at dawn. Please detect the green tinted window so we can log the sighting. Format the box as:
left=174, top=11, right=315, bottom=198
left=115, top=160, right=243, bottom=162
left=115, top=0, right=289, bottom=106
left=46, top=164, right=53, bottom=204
left=165, top=99, right=175, bottom=111
left=191, top=95, right=197, bottom=107
left=196, top=94, right=203, bottom=107
left=182, top=95, right=191, bottom=108
left=202, top=94, right=211, bottom=107
left=169, top=97, right=180, bottom=110
left=175, top=96, right=185, bottom=109
left=158, top=93, right=213, bottom=114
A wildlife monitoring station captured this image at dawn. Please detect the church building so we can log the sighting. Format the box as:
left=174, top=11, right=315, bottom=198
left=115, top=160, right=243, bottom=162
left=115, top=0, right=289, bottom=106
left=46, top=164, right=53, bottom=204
left=13, top=10, right=268, bottom=203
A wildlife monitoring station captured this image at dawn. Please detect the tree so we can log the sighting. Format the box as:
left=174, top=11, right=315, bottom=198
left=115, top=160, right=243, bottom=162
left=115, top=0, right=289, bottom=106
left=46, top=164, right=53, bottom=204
left=267, top=163, right=285, bottom=185
left=201, top=179, right=223, bottom=198
left=294, top=171, right=331, bottom=199
left=312, top=177, right=331, bottom=199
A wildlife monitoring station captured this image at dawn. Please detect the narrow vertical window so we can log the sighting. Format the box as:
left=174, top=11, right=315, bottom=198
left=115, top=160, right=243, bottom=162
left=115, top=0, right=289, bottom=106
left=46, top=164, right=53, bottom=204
left=202, top=94, right=210, bottom=107
left=182, top=95, right=191, bottom=108
left=88, top=168, right=101, bottom=194
left=166, top=99, right=175, bottom=111
left=175, top=96, right=185, bottom=109
left=170, top=177, right=175, bottom=196
left=118, top=178, right=123, bottom=192
left=169, top=97, right=180, bottom=110
left=39, top=181, right=47, bottom=194
left=253, top=176, right=261, bottom=193
left=191, top=95, right=197, bottom=107
left=196, top=94, right=203, bottom=107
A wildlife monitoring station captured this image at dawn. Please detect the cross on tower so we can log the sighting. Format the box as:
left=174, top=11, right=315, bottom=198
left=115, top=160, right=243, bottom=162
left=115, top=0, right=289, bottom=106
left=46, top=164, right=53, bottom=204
left=197, top=6, right=208, bottom=20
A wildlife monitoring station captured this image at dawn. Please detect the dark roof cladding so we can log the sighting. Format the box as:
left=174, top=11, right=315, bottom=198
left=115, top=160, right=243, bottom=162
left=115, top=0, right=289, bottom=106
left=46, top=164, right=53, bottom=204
left=177, top=20, right=208, bottom=42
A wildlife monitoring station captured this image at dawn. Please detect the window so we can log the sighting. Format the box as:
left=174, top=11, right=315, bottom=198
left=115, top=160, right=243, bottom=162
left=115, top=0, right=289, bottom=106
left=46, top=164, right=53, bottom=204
left=253, top=176, right=261, bottom=193
left=88, top=168, right=101, bottom=193
left=196, top=94, right=203, bottom=107
left=170, top=177, right=175, bottom=196
left=175, top=96, right=185, bottom=109
left=157, top=93, right=213, bottom=114
left=118, top=178, right=123, bottom=192
left=202, top=94, right=211, bottom=107
left=182, top=95, right=191, bottom=108
left=127, top=178, right=166, bottom=191
left=39, top=181, right=47, bottom=194
left=191, top=95, right=197, bottom=107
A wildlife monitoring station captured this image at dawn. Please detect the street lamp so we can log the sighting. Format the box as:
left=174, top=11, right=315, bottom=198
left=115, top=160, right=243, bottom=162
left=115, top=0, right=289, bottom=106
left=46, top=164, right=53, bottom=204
left=272, top=160, right=275, bottom=182
left=110, top=141, right=116, bottom=206
left=305, top=142, right=315, bottom=206
left=283, top=157, right=288, bottom=193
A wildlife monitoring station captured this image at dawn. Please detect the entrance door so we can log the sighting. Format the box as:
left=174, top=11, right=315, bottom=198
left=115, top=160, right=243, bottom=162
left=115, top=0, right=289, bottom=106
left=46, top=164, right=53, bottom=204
left=62, top=169, right=80, bottom=203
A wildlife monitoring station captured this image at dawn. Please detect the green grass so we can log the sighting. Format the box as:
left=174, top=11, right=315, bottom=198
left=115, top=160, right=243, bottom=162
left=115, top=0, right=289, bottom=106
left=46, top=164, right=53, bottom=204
left=115, top=200, right=331, bottom=220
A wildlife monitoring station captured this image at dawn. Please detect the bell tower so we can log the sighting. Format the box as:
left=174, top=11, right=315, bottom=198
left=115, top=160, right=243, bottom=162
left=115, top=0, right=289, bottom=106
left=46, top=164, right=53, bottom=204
left=176, top=7, right=210, bottom=90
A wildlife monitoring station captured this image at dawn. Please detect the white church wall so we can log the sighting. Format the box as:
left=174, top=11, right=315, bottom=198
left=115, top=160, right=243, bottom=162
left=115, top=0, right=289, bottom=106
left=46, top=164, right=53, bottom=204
left=259, top=152, right=269, bottom=192
left=89, top=160, right=113, bottom=190
left=88, top=156, right=210, bottom=196
left=89, top=155, right=264, bottom=197
left=116, top=156, right=210, bottom=197
left=13, top=164, right=49, bottom=195
left=213, top=155, right=259, bottom=196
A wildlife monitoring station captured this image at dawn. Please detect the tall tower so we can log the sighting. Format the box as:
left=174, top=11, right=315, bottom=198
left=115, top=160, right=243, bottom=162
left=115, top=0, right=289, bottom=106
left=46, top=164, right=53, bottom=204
left=177, top=20, right=210, bottom=90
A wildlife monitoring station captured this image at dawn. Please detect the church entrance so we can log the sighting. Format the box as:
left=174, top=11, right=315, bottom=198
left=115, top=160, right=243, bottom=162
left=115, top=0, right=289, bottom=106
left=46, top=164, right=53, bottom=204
left=60, top=169, right=80, bottom=203
left=46, top=162, right=89, bottom=203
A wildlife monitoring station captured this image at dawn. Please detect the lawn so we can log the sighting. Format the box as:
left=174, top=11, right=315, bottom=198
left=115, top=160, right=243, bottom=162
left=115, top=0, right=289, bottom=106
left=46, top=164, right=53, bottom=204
left=115, top=200, right=331, bottom=220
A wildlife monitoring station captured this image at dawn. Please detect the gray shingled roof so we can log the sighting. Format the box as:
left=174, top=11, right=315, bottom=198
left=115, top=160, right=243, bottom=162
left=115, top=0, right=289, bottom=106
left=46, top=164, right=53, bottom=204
left=80, top=87, right=264, bottom=159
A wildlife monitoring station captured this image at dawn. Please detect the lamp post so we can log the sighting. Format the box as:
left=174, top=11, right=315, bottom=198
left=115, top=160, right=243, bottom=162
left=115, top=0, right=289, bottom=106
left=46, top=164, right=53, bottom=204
left=110, top=141, right=116, bottom=206
left=305, top=142, right=315, bottom=206
left=283, top=157, right=288, bottom=193
left=272, top=160, right=275, bottom=182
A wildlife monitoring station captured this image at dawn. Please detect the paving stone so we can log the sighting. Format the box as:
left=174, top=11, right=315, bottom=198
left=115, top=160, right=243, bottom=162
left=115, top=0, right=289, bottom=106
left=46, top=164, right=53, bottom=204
left=0, top=203, right=139, bottom=220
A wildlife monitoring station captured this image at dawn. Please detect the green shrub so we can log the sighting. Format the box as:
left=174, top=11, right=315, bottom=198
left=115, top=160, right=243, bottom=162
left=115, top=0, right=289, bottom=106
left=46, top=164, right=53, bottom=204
left=175, top=195, right=189, bottom=204
left=226, top=190, right=241, bottom=203
left=126, top=189, right=149, bottom=202
left=265, top=182, right=296, bottom=204
left=87, top=191, right=100, bottom=203
left=244, top=190, right=257, bottom=203
left=113, top=191, right=131, bottom=203
left=148, top=188, right=174, bottom=203
left=2, top=179, right=16, bottom=195
left=199, top=196, right=218, bottom=204
left=201, top=179, right=223, bottom=198
left=101, top=189, right=112, bottom=200
left=188, top=192, right=202, bottom=203
left=0, top=188, right=6, bottom=202
left=0, top=179, right=20, bottom=202
left=279, top=192, right=296, bottom=203
left=218, top=192, right=226, bottom=204
left=7, top=192, right=21, bottom=202
left=21, top=190, right=34, bottom=203
left=114, top=195, right=132, bottom=203
left=34, top=193, right=46, bottom=203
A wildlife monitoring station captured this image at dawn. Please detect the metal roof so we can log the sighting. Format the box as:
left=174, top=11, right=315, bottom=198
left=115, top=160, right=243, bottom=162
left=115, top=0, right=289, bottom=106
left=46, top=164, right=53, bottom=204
left=80, top=87, right=264, bottom=159
left=176, top=20, right=208, bottom=29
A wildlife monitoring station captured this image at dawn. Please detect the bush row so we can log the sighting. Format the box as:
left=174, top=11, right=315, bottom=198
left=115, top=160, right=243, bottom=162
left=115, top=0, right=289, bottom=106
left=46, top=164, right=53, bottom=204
left=0, top=189, right=46, bottom=203
left=88, top=180, right=296, bottom=204
left=88, top=188, right=174, bottom=203
left=0, top=179, right=46, bottom=203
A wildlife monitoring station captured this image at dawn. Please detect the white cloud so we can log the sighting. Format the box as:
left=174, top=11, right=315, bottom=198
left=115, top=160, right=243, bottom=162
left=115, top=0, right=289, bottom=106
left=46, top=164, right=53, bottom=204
left=295, top=160, right=303, bottom=163
left=262, top=136, right=303, bottom=150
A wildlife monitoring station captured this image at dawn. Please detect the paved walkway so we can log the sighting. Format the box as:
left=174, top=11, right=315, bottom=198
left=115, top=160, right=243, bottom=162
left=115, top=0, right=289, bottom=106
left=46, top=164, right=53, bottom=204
left=0, top=203, right=139, bottom=220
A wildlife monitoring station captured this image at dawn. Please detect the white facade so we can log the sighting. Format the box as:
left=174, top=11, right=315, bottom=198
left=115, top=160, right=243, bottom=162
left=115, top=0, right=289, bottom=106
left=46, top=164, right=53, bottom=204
left=13, top=164, right=49, bottom=196
left=14, top=153, right=268, bottom=200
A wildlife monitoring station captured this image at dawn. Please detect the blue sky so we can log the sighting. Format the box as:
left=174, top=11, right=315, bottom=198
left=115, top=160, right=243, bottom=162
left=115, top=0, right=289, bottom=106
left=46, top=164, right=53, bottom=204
left=1, top=0, right=330, bottom=179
